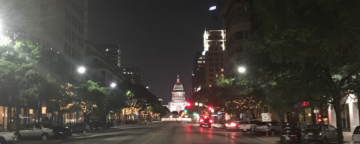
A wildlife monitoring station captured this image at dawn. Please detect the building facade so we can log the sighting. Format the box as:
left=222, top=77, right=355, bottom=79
left=95, top=44, right=121, bottom=68
left=222, top=0, right=253, bottom=74
left=191, top=51, right=206, bottom=94
left=165, top=76, right=186, bottom=113
left=121, top=67, right=142, bottom=84
left=203, top=30, right=227, bottom=87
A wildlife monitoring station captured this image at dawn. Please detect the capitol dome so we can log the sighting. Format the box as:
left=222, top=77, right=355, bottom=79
left=173, top=75, right=184, bottom=92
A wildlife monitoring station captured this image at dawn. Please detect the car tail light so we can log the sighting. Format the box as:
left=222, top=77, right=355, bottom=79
left=318, top=132, right=322, bottom=136
left=200, top=119, right=204, bottom=122
left=225, top=123, right=229, bottom=126
left=291, top=135, right=296, bottom=137
left=209, top=120, right=213, bottom=123
left=230, top=123, right=237, bottom=126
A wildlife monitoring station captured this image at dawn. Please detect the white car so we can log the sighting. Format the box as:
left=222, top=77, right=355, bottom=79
left=19, top=124, right=54, bottom=141
left=239, top=120, right=260, bottom=132
left=0, top=131, right=17, bottom=144
left=353, top=126, right=360, bottom=143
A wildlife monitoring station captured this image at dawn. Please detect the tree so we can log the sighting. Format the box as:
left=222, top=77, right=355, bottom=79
left=252, top=0, right=360, bottom=143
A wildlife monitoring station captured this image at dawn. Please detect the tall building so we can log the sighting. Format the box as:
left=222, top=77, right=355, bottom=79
left=0, top=0, right=88, bottom=80
left=121, top=67, right=142, bottom=84
left=84, top=44, right=126, bottom=87
left=223, top=0, right=254, bottom=74
left=95, top=44, right=121, bottom=67
left=203, top=30, right=227, bottom=87
left=191, top=51, right=206, bottom=94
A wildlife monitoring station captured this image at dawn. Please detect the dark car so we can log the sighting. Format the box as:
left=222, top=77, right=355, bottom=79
left=66, top=123, right=90, bottom=134
left=302, top=124, right=339, bottom=144
left=280, top=122, right=300, bottom=143
left=89, top=121, right=107, bottom=130
left=53, top=126, right=72, bottom=139
left=199, top=116, right=213, bottom=128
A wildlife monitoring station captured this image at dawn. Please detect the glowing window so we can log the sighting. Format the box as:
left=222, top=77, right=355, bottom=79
left=209, top=85, right=212, bottom=87
left=216, top=74, right=218, bottom=77
left=221, top=68, right=224, bottom=72
left=221, top=74, right=224, bottom=77
left=105, top=49, right=108, bottom=51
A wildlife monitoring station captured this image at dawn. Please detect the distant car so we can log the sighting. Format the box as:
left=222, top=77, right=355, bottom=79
left=302, top=124, right=339, bottom=144
left=239, top=120, right=260, bottom=132
left=225, top=121, right=240, bottom=131
left=280, top=122, right=300, bottom=143
left=199, top=116, right=213, bottom=128
left=353, top=126, right=360, bottom=143
left=66, top=123, right=90, bottom=134
left=255, top=121, right=282, bottom=136
left=53, top=126, right=72, bottom=139
left=89, top=122, right=107, bottom=130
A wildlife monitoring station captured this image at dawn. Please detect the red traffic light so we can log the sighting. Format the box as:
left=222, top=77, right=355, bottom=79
left=208, top=107, right=212, bottom=110
left=318, top=118, right=322, bottom=122
left=186, top=102, right=191, bottom=107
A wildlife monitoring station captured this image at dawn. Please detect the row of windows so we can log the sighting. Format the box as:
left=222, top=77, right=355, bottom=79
left=208, top=41, right=223, bottom=45
left=197, top=61, right=205, bottom=64
left=226, top=6, right=250, bottom=27
left=65, top=9, right=85, bottom=34
left=208, top=36, right=223, bottom=40
left=64, top=43, right=83, bottom=62
left=208, top=53, right=224, bottom=56
left=66, top=0, right=85, bottom=18
left=208, top=68, right=224, bottom=72
left=65, top=25, right=84, bottom=47
left=209, top=58, right=223, bottom=61
left=209, top=63, right=224, bottom=67
left=209, top=47, right=223, bottom=51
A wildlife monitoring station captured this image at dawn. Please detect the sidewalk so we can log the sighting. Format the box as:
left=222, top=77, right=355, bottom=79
left=254, top=132, right=352, bottom=144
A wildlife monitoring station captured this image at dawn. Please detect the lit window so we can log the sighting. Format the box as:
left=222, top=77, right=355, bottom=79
left=209, top=85, right=212, bottom=87
left=221, top=68, right=224, bottom=72
left=221, top=74, right=224, bottom=77
left=216, top=74, right=218, bottom=77
left=198, top=61, right=202, bottom=64
left=105, top=49, right=108, bottom=51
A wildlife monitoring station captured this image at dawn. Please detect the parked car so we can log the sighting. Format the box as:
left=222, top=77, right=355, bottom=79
left=280, top=122, right=300, bottom=143
left=0, top=131, right=18, bottom=144
left=255, top=121, right=282, bottom=135
left=18, top=124, right=54, bottom=141
left=225, top=121, right=240, bottom=131
left=89, top=121, right=107, bottom=130
left=53, top=126, right=72, bottom=139
left=239, top=120, right=260, bottom=132
left=302, top=124, right=339, bottom=144
left=353, top=126, right=360, bottom=143
left=66, top=123, right=90, bottom=134
left=199, top=116, right=213, bottom=128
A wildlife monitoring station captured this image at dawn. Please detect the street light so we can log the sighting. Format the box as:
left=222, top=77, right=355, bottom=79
left=77, top=66, right=86, bottom=74
left=238, top=66, right=246, bottom=73
left=209, top=6, right=216, bottom=11
left=110, top=82, right=116, bottom=88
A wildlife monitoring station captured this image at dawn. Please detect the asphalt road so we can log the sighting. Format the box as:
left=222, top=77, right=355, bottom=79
left=17, top=122, right=275, bottom=144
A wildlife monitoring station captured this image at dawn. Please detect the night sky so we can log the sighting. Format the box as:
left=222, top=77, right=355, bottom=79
left=88, top=0, right=223, bottom=103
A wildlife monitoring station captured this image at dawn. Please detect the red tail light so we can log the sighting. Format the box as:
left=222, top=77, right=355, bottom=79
left=230, top=123, right=237, bottom=126
left=209, top=120, right=213, bottom=123
left=200, top=119, right=204, bottom=122
left=291, top=135, right=296, bottom=137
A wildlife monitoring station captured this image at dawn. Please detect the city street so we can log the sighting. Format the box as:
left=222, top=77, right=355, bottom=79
left=17, top=122, right=278, bottom=144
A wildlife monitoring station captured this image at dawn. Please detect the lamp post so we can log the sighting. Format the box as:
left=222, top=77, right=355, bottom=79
left=110, top=82, right=116, bottom=88
left=77, top=66, right=86, bottom=74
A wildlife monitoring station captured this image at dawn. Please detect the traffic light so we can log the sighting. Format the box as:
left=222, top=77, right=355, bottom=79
left=208, top=106, right=212, bottom=111
left=186, top=102, right=191, bottom=107
left=184, top=110, right=187, bottom=114
left=318, top=118, right=322, bottom=122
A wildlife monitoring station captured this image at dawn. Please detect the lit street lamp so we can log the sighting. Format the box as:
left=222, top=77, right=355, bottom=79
left=209, top=6, right=216, bottom=11
left=238, top=66, right=246, bottom=73
left=77, top=66, right=86, bottom=74
left=110, top=82, right=116, bottom=88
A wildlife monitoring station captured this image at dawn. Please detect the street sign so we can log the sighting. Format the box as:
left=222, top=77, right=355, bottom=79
left=261, top=113, right=271, bottom=122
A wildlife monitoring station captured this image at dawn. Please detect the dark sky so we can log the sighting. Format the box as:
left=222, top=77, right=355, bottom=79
left=88, top=0, right=223, bottom=104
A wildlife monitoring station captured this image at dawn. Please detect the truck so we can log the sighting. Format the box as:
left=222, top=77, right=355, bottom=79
left=0, top=131, right=17, bottom=144
left=18, top=124, right=54, bottom=141
left=239, top=120, right=260, bottom=132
